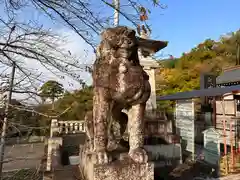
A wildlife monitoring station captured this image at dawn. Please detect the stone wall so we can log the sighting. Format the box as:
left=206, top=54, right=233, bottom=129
left=5, top=136, right=45, bottom=145
left=144, top=144, right=182, bottom=165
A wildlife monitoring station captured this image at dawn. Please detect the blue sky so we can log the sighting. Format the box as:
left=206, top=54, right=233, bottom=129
left=2, top=0, right=239, bottom=59
left=116, top=0, right=240, bottom=59
left=139, top=0, right=240, bottom=58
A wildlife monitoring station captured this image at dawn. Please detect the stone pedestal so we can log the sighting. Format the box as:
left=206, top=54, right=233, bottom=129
left=80, top=158, right=153, bottom=180
left=79, top=146, right=154, bottom=180
left=94, top=161, right=153, bottom=180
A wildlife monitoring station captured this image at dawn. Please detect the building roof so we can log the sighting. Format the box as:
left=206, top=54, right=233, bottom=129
left=137, top=37, right=168, bottom=54
left=140, top=58, right=159, bottom=68
left=202, top=127, right=223, bottom=136
left=216, top=66, right=240, bottom=84
left=157, top=84, right=240, bottom=101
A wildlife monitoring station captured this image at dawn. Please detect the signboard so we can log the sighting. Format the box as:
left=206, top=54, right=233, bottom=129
left=200, top=74, right=216, bottom=104
left=200, top=74, right=216, bottom=89
left=175, top=99, right=195, bottom=158
left=203, top=128, right=221, bottom=165
left=216, top=100, right=236, bottom=115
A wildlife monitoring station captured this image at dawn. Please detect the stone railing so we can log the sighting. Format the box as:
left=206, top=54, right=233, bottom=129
left=58, top=120, right=85, bottom=134
left=46, top=119, right=85, bottom=172
left=50, top=119, right=85, bottom=137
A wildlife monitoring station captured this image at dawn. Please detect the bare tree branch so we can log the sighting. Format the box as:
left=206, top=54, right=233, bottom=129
left=8, top=102, right=74, bottom=118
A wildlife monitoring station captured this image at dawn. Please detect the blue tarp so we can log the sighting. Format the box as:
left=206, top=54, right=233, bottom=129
left=157, top=84, right=240, bottom=101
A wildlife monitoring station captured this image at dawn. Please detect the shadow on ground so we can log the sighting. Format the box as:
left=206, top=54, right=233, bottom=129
left=155, top=160, right=218, bottom=180
left=61, top=133, right=86, bottom=165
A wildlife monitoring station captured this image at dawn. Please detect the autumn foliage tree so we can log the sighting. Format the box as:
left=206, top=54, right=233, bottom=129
left=39, top=80, right=64, bottom=109
left=36, top=85, right=93, bottom=122
left=156, top=30, right=240, bottom=111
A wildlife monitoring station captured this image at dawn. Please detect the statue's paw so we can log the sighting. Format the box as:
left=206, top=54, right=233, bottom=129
left=86, top=139, right=94, bottom=153
left=95, top=151, right=112, bottom=164
left=129, top=147, right=148, bottom=163
left=89, top=141, right=94, bottom=152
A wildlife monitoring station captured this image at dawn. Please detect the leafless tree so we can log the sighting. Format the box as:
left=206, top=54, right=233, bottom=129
left=0, top=21, right=80, bottom=176
left=0, top=0, right=167, bottom=178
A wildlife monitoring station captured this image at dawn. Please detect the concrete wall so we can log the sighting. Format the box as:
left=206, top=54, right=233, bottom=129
left=144, top=144, right=182, bottom=166
left=62, top=133, right=86, bottom=156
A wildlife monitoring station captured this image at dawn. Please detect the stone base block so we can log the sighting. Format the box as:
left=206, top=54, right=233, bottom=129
left=79, top=149, right=154, bottom=180
left=95, top=161, right=153, bottom=180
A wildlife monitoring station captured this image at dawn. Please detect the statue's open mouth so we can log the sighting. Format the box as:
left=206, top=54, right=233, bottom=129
left=115, top=46, right=137, bottom=60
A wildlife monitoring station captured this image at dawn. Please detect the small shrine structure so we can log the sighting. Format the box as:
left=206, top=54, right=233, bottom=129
left=138, top=32, right=177, bottom=144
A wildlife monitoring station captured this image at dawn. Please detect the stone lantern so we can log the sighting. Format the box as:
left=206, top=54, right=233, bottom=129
left=138, top=32, right=168, bottom=110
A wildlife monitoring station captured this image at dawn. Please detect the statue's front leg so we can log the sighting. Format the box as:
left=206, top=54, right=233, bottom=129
left=93, top=88, right=112, bottom=164
left=107, top=104, right=128, bottom=150
left=128, top=103, right=148, bottom=163
left=84, top=111, right=94, bottom=152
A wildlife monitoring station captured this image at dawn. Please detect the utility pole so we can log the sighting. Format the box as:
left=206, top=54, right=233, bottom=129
left=113, top=0, right=120, bottom=26
left=236, top=30, right=240, bottom=65
left=236, top=41, right=240, bottom=65
left=0, top=62, right=16, bottom=179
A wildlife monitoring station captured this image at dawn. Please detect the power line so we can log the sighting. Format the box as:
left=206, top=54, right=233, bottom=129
left=113, top=0, right=120, bottom=26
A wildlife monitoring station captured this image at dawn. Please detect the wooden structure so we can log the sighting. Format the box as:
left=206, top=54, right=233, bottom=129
left=157, top=65, right=240, bottom=174
left=215, top=66, right=240, bottom=146
left=215, top=99, right=240, bottom=146
left=158, top=84, right=240, bottom=153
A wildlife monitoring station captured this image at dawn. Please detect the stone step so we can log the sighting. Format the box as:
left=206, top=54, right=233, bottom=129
left=52, top=165, right=82, bottom=180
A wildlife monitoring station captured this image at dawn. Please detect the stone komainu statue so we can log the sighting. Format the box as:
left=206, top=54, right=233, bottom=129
left=84, top=26, right=167, bottom=164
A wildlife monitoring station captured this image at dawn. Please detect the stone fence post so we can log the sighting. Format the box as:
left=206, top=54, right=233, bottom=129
left=50, top=119, right=59, bottom=137
left=46, top=137, right=63, bottom=171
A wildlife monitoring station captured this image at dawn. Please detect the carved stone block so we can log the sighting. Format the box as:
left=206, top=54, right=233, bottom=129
left=79, top=151, right=154, bottom=180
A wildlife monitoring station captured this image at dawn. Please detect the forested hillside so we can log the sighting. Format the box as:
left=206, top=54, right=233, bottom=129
left=156, top=30, right=240, bottom=95
left=155, top=30, right=240, bottom=109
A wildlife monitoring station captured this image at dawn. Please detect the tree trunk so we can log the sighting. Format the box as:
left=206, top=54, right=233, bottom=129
left=52, top=98, right=55, bottom=110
